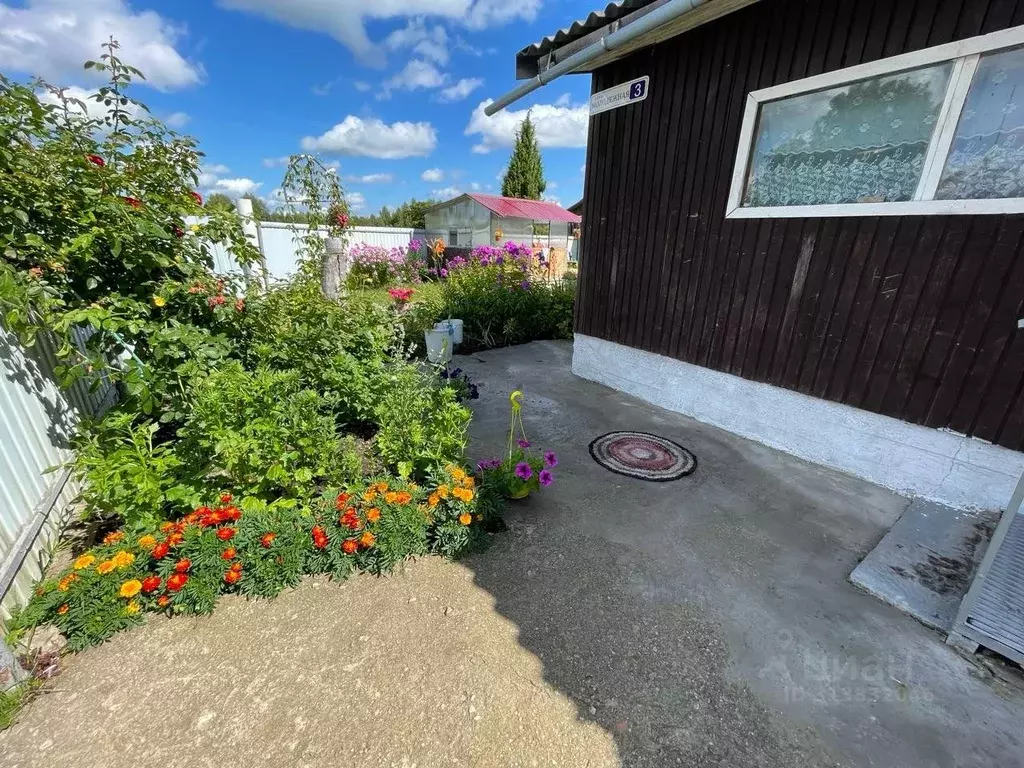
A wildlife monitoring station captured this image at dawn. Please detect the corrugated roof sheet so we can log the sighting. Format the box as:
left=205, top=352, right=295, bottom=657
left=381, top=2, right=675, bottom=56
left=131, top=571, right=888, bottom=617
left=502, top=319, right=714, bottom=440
left=467, top=193, right=582, bottom=223
left=517, top=0, right=661, bottom=59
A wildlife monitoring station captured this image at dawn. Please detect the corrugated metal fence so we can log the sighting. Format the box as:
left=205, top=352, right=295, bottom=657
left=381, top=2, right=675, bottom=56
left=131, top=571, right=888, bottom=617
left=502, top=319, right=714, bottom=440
left=0, top=326, right=115, bottom=621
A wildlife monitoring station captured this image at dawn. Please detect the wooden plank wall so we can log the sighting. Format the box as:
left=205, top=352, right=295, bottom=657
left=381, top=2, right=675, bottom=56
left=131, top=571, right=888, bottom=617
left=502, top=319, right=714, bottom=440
left=576, top=0, right=1024, bottom=451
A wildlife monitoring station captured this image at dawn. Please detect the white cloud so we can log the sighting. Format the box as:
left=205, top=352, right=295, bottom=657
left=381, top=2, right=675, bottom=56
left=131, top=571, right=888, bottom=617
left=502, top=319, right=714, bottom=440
left=262, top=156, right=290, bottom=168
left=436, top=77, right=483, bottom=103
left=301, top=116, right=437, bottom=159
left=205, top=164, right=231, bottom=174
left=385, top=18, right=448, bottom=65
left=197, top=164, right=230, bottom=188
left=542, top=194, right=561, bottom=206
left=346, top=191, right=366, bottom=210
left=217, top=0, right=538, bottom=64
left=421, top=168, right=444, bottom=182
left=469, top=181, right=481, bottom=191
left=345, top=173, right=393, bottom=183
left=353, top=80, right=371, bottom=92
left=165, top=111, right=190, bottom=128
left=431, top=186, right=463, bottom=200
left=554, top=93, right=572, bottom=107
left=0, top=0, right=202, bottom=90
left=383, top=59, right=447, bottom=96
left=214, top=178, right=262, bottom=197
left=466, top=99, right=589, bottom=153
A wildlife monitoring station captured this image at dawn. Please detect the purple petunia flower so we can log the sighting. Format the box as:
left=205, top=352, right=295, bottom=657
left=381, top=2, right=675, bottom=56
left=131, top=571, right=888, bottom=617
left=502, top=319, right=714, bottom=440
left=520, top=280, right=530, bottom=290
left=539, top=469, right=553, bottom=487
left=440, top=268, right=448, bottom=278
left=495, top=255, right=504, bottom=265
left=543, top=451, right=558, bottom=468
left=514, top=462, right=533, bottom=480
left=517, top=438, right=531, bottom=449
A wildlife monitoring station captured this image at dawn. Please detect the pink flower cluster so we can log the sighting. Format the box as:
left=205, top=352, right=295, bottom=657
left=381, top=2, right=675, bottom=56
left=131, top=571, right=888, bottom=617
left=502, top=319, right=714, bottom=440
left=347, top=241, right=425, bottom=286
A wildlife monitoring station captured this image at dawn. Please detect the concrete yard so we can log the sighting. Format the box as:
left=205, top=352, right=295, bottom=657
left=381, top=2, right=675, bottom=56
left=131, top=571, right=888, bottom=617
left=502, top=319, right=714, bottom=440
left=2, top=340, right=1023, bottom=767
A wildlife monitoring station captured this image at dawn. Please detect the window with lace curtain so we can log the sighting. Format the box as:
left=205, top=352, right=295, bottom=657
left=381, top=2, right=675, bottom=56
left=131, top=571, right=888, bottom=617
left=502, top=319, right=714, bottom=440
left=727, top=27, right=1024, bottom=218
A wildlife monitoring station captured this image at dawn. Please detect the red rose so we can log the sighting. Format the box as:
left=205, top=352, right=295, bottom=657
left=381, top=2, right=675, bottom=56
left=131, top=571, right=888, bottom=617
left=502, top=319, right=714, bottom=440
left=151, top=542, right=170, bottom=559
left=190, top=191, right=203, bottom=206
left=220, top=493, right=232, bottom=503
left=224, top=569, right=241, bottom=585
left=342, top=538, right=359, bottom=555
left=221, top=547, right=237, bottom=561
left=174, top=558, right=191, bottom=573
left=167, top=573, right=188, bottom=592
left=87, top=154, right=105, bottom=167
left=122, top=196, right=142, bottom=209
left=141, top=575, right=161, bottom=594
left=216, top=526, right=236, bottom=541
left=260, top=532, right=276, bottom=548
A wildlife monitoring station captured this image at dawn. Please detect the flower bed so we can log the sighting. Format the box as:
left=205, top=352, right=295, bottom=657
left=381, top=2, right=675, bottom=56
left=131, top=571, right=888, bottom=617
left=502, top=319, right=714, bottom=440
left=10, top=466, right=499, bottom=650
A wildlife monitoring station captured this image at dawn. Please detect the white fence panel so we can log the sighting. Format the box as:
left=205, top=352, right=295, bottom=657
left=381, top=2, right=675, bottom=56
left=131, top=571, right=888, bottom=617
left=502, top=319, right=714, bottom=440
left=0, top=326, right=114, bottom=622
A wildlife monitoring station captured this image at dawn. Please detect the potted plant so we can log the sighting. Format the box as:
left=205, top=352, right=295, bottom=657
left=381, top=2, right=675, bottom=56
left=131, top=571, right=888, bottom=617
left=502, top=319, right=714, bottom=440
left=478, top=390, right=557, bottom=499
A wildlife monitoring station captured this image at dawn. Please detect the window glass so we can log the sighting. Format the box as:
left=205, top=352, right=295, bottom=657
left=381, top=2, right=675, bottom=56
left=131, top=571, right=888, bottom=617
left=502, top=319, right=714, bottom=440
left=742, top=64, right=952, bottom=207
left=936, top=47, right=1024, bottom=200
left=448, top=228, right=459, bottom=246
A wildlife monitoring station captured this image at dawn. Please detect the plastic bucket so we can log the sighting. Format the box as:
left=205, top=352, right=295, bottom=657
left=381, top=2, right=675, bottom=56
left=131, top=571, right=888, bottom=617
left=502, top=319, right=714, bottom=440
left=434, top=319, right=463, bottom=345
left=424, top=329, right=452, bottom=364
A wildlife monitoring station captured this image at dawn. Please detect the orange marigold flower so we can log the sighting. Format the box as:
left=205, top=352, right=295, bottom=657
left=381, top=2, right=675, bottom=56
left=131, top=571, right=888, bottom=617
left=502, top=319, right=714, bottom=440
left=374, top=481, right=389, bottom=493
left=224, top=569, right=241, bottom=585
left=58, top=574, right=77, bottom=592
left=451, top=466, right=467, bottom=482
left=362, top=489, right=377, bottom=502
left=57, top=603, right=69, bottom=615
left=340, top=509, right=360, bottom=530
left=103, top=531, right=124, bottom=545
left=462, top=476, right=475, bottom=489
left=126, top=600, right=141, bottom=615
left=141, top=575, right=161, bottom=594
left=260, top=532, right=277, bottom=548
left=312, top=526, right=328, bottom=549
left=365, top=507, right=381, bottom=523
left=229, top=561, right=242, bottom=572
left=437, top=485, right=449, bottom=499
left=394, top=491, right=412, bottom=505
left=111, top=551, right=135, bottom=569
left=221, top=547, right=237, bottom=560
left=452, top=487, right=474, bottom=502
left=220, top=492, right=233, bottom=503
left=335, top=492, right=351, bottom=510
left=119, top=579, right=143, bottom=598
left=174, top=558, right=191, bottom=573
left=151, top=542, right=170, bottom=560
left=157, top=595, right=171, bottom=607
left=73, top=553, right=95, bottom=570
left=342, top=538, right=359, bottom=555
left=359, top=531, right=376, bottom=548
left=96, top=560, right=116, bottom=575
left=427, top=492, right=440, bottom=508
left=216, top=526, right=236, bottom=541
left=384, top=491, right=398, bottom=504
left=137, top=535, right=158, bottom=550
left=160, top=522, right=175, bottom=533
left=166, top=573, right=188, bottom=592
left=165, top=532, right=184, bottom=546
left=459, top=513, right=472, bottom=526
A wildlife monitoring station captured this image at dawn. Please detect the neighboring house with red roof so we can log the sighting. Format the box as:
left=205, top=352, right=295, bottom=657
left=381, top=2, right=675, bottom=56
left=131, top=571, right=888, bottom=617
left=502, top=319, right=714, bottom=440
left=424, top=193, right=581, bottom=251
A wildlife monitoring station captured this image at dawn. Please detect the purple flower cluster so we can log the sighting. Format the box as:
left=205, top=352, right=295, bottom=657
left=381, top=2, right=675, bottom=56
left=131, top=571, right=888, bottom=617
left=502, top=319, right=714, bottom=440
left=348, top=241, right=426, bottom=286
left=477, top=458, right=502, bottom=471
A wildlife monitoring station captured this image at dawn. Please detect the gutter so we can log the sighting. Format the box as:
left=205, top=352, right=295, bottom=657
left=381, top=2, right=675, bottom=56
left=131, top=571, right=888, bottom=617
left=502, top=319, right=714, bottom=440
left=484, top=0, right=708, bottom=116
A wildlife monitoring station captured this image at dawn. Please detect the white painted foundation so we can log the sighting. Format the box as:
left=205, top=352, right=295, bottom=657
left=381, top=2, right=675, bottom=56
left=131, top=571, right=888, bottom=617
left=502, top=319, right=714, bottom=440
left=572, top=334, right=1024, bottom=511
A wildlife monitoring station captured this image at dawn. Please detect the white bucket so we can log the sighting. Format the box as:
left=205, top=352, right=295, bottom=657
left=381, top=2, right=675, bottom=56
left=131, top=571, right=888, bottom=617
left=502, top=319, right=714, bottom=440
left=424, top=329, right=452, bottom=364
left=434, top=319, right=463, bottom=345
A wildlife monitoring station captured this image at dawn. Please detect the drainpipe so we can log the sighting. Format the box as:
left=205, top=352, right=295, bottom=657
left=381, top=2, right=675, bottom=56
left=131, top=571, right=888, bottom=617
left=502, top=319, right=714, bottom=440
left=484, top=0, right=707, bottom=116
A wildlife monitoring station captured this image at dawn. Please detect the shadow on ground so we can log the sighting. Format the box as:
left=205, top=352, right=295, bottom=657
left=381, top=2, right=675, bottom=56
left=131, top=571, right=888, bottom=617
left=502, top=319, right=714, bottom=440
left=458, top=340, right=1024, bottom=768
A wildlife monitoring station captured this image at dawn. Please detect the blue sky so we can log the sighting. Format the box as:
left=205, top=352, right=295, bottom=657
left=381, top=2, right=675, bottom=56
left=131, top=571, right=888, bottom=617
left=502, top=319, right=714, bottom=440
left=0, top=0, right=594, bottom=213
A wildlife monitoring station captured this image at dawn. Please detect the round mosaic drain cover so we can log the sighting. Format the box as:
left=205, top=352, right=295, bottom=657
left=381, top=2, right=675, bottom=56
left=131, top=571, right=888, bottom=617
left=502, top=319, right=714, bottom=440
left=589, top=431, right=697, bottom=482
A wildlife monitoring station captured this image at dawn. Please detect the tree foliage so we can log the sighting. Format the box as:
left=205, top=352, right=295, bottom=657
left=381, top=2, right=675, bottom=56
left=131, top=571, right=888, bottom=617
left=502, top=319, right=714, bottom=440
left=501, top=114, right=547, bottom=200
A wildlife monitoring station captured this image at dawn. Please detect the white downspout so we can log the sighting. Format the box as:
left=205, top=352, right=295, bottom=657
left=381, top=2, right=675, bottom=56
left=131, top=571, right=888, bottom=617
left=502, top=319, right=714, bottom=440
left=484, top=0, right=708, bottom=116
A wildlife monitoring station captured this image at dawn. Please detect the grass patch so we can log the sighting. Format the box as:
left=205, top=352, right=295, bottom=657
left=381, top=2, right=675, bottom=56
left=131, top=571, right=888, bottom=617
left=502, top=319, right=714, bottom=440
left=0, top=679, right=41, bottom=730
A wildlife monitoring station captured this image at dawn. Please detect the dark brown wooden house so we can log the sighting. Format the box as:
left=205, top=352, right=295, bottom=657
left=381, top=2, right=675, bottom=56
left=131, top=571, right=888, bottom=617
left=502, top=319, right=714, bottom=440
left=505, top=0, right=1024, bottom=511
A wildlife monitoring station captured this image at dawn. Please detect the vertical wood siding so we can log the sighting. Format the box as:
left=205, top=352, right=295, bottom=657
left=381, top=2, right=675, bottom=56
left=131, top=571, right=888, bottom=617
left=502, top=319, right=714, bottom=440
left=577, top=0, right=1024, bottom=450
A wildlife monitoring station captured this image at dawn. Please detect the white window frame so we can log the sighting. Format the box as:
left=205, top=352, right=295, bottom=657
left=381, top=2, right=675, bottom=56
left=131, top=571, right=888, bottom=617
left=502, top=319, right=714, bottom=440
left=726, top=25, right=1024, bottom=219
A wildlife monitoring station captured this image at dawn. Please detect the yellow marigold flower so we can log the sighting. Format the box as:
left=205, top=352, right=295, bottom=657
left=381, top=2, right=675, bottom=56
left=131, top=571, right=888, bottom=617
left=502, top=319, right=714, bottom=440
left=451, top=467, right=466, bottom=482
left=437, top=484, right=449, bottom=499
left=96, top=560, right=116, bottom=575
left=384, top=491, right=399, bottom=504
left=458, top=513, right=472, bottom=526
left=427, top=492, right=440, bottom=508
left=462, top=476, right=475, bottom=489
left=137, top=535, right=157, bottom=550
left=375, top=481, right=389, bottom=493
left=125, top=600, right=141, bottom=615
left=152, top=295, right=167, bottom=308
left=452, top=487, right=474, bottom=502
left=73, top=553, right=96, bottom=570
left=363, top=489, right=377, bottom=502
left=119, top=579, right=143, bottom=598
left=111, top=551, right=135, bottom=569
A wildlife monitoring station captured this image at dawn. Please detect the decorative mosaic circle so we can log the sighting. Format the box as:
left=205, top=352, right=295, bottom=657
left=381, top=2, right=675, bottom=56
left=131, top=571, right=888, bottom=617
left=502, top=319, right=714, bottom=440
left=588, top=431, right=696, bottom=482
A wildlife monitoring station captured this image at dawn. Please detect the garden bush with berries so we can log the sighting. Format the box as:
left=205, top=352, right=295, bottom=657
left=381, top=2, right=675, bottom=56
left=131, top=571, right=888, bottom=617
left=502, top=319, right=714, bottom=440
left=0, top=44, right=502, bottom=651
